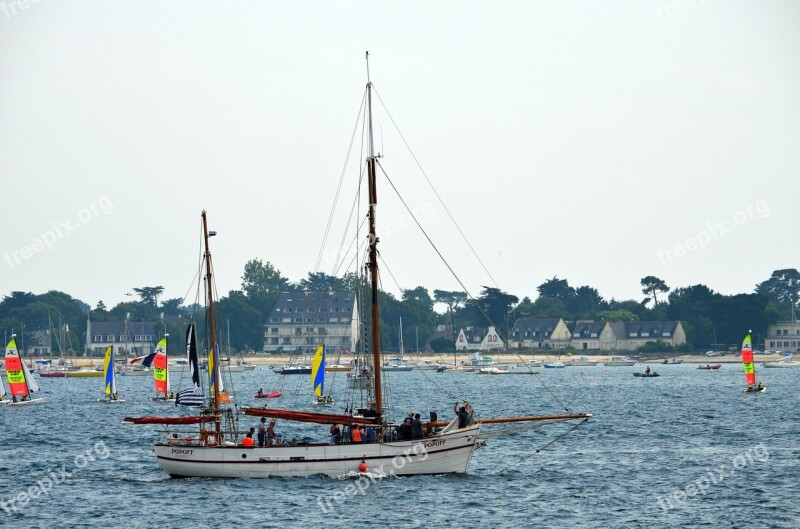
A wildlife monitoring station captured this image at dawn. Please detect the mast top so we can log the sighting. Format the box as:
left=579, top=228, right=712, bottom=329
left=365, top=51, right=371, bottom=84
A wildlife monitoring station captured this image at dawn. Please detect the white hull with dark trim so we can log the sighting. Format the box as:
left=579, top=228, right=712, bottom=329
left=154, top=422, right=480, bottom=478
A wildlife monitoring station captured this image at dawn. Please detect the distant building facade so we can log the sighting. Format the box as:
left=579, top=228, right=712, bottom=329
left=509, top=318, right=571, bottom=349
left=88, top=321, right=158, bottom=357
left=455, top=326, right=504, bottom=351
left=765, top=321, right=800, bottom=351
left=263, top=292, right=360, bottom=354
left=570, top=320, right=686, bottom=351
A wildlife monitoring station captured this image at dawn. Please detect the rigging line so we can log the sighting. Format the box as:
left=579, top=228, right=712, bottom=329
left=371, top=86, right=500, bottom=289
left=377, top=160, right=572, bottom=412
left=314, top=88, right=368, bottom=273
left=331, top=166, right=368, bottom=274
left=489, top=417, right=591, bottom=475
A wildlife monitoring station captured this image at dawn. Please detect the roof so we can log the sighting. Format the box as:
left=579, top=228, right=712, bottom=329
left=510, top=318, right=563, bottom=337
left=268, top=292, right=357, bottom=325
left=623, top=321, right=680, bottom=338
left=571, top=321, right=606, bottom=338
left=90, top=321, right=158, bottom=336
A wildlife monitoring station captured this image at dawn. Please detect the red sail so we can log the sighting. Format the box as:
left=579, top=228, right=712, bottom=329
left=5, top=339, right=29, bottom=398
left=741, top=333, right=756, bottom=386
left=123, top=415, right=214, bottom=425
left=242, top=407, right=379, bottom=426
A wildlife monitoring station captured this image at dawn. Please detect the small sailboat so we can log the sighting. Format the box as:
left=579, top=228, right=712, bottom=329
left=311, top=344, right=334, bottom=405
left=98, top=346, right=124, bottom=403
left=5, top=335, right=47, bottom=406
left=742, top=332, right=766, bottom=393
left=142, top=336, right=174, bottom=401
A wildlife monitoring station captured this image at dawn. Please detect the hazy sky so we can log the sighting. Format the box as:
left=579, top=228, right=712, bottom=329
left=1, top=1, right=798, bottom=311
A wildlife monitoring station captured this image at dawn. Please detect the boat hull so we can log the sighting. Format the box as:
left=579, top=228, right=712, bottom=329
left=5, top=397, right=48, bottom=406
left=154, top=424, right=480, bottom=478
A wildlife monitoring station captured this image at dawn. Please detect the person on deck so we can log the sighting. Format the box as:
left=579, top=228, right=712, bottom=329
left=412, top=413, right=424, bottom=439
left=330, top=424, right=342, bottom=445
left=645, top=366, right=651, bottom=374
left=242, top=428, right=255, bottom=447
left=400, top=413, right=414, bottom=440
left=257, top=388, right=264, bottom=398
left=266, top=420, right=276, bottom=446
left=351, top=425, right=363, bottom=443
left=454, top=402, right=469, bottom=428
left=257, top=417, right=268, bottom=447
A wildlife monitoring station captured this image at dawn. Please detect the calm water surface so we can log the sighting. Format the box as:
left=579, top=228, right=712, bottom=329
left=1, top=363, right=798, bottom=528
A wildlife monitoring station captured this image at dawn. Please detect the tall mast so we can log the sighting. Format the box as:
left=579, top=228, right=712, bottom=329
left=202, top=211, right=221, bottom=429
left=365, top=51, right=383, bottom=421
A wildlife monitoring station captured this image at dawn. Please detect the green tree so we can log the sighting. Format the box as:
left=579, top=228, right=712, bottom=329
left=537, top=277, right=575, bottom=302
left=641, top=276, right=669, bottom=307
left=298, top=272, right=342, bottom=292
left=597, top=309, right=639, bottom=322
left=433, top=290, right=468, bottom=341
left=133, top=286, right=165, bottom=307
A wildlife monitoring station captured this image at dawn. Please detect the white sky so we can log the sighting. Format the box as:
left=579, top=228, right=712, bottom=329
left=1, top=0, right=798, bottom=310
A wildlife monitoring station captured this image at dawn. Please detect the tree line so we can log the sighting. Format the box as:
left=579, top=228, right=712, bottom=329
left=1, top=261, right=797, bottom=355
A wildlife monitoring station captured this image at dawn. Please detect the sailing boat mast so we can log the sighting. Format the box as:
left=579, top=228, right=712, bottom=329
left=365, top=51, right=383, bottom=422
left=202, top=211, right=222, bottom=431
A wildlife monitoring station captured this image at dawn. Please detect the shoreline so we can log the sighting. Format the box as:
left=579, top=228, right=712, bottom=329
left=41, top=352, right=776, bottom=368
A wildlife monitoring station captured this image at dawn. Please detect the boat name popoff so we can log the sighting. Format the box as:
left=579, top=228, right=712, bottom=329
left=171, top=448, right=194, bottom=455
left=424, top=440, right=445, bottom=448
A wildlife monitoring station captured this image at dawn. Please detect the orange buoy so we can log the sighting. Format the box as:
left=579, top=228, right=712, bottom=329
left=359, top=461, right=368, bottom=472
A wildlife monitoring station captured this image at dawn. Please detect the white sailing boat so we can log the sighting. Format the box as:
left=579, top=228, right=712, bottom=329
left=762, top=351, right=800, bottom=368
left=97, top=345, right=124, bottom=403
left=125, top=56, right=590, bottom=478
left=4, top=335, right=47, bottom=406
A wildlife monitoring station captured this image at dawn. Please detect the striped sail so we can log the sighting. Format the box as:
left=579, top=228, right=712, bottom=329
left=103, top=346, right=117, bottom=396
left=5, top=337, right=29, bottom=397
left=741, top=333, right=756, bottom=387
left=311, top=345, right=325, bottom=397
left=153, top=337, right=168, bottom=395
left=176, top=323, right=204, bottom=407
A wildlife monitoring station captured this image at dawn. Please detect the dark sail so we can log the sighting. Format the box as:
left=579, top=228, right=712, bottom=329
left=176, top=323, right=204, bottom=407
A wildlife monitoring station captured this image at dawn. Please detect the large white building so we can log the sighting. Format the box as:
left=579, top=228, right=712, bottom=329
left=263, top=292, right=360, bottom=354
left=765, top=320, right=800, bottom=351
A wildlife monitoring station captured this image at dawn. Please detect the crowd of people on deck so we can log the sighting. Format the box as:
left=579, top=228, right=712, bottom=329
left=240, top=399, right=475, bottom=447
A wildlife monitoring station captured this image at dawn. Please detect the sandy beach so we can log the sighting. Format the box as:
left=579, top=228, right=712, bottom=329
left=51, top=351, right=783, bottom=368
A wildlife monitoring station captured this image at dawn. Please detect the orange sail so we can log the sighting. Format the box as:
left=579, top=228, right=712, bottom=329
left=741, top=333, right=756, bottom=387
left=153, top=337, right=169, bottom=396
left=5, top=337, right=29, bottom=398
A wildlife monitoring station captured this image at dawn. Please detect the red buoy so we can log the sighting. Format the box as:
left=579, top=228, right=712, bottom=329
left=359, top=461, right=368, bottom=472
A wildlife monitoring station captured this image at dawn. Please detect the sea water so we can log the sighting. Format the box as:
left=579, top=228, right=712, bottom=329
left=1, top=364, right=798, bottom=528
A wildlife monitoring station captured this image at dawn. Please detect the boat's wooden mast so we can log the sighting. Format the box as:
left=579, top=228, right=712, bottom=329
left=365, top=51, right=383, bottom=423
left=202, top=211, right=222, bottom=435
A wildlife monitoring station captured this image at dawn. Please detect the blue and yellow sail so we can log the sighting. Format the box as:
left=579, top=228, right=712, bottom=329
left=311, top=345, right=325, bottom=397
left=103, top=345, right=117, bottom=396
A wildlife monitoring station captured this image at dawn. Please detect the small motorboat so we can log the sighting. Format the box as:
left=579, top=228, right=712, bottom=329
left=697, top=364, right=722, bottom=370
left=254, top=391, right=282, bottom=399
left=633, top=372, right=660, bottom=377
left=661, top=358, right=683, bottom=364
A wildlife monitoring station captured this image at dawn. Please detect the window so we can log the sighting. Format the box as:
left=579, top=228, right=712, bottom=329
left=282, top=337, right=291, bottom=345
left=329, top=318, right=337, bottom=323
left=319, top=318, right=325, bottom=322
left=107, top=335, right=115, bottom=341
left=282, top=317, right=291, bottom=323
left=294, top=317, right=302, bottom=323
left=270, top=338, right=278, bottom=345
left=271, top=328, right=278, bottom=333
left=271, top=317, right=279, bottom=323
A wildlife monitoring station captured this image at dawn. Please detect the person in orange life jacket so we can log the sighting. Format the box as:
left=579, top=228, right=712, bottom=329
left=242, top=428, right=255, bottom=447
left=351, top=425, right=363, bottom=443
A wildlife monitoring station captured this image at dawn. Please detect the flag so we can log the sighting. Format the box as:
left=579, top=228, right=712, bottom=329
left=131, top=352, right=157, bottom=367
left=176, top=386, right=204, bottom=407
